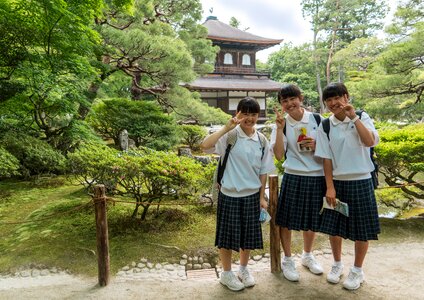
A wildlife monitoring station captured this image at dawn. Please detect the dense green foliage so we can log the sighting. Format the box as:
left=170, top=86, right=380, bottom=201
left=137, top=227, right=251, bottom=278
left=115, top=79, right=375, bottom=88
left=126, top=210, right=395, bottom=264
left=68, top=144, right=211, bottom=220
left=88, top=98, right=180, bottom=150
left=376, top=123, right=424, bottom=199
left=181, top=125, right=207, bottom=150
left=1, top=133, right=66, bottom=177
left=0, top=148, right=20, bottom=178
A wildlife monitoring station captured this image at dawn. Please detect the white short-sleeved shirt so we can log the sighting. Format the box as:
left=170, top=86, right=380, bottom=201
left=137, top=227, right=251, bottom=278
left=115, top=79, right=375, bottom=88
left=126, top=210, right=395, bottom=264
left=315, top=112, right=379, bottom=180
left=270, top=111, right=324, bottom=176
left=204, top=125, right=276, bottom=197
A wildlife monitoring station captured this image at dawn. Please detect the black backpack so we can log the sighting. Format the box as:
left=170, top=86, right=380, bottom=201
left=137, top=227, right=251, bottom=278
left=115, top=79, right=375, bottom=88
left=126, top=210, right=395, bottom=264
left=321, top=110, right=379, bottom=189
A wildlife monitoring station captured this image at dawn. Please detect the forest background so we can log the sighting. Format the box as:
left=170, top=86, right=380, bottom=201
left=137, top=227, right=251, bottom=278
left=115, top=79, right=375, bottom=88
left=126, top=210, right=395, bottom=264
left=0, top=0, right=423, bottom=276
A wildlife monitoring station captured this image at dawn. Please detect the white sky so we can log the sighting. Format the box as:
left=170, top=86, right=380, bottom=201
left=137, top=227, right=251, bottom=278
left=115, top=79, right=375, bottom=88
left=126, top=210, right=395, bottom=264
left=199, top=0, right=399, bottom=62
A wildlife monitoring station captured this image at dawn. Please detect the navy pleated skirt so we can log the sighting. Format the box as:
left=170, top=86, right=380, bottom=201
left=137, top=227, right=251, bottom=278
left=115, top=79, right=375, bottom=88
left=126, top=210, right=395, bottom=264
left=319, top=178, right=380, bottom=241
left=215, top=191, right=263, bottom=252
left=276, top=173, right=326, bottom=232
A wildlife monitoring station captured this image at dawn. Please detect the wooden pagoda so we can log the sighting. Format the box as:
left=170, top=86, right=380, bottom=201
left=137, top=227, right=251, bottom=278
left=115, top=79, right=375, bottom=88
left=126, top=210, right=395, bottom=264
left=185, top=16, right=283, bottom=122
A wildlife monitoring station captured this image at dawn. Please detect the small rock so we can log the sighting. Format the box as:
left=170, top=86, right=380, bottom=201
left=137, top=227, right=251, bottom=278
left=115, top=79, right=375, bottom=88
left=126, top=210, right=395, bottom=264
left=193, top=264, right=202, bottom=270
left=192, top=256, right=199, bottom=264
left=117, top=271, right=126, bottom=276
left=253, top=255, right=262, bottom=261
left=140, top=258, right=148, bottom=263
left=181, top=254, right=188, bottom=259
left=164, top=264, right=174, bottom=271
left=40, top=269, right=50, bottom=276
left=179, top=259, right=187, bottom=266
left=31, top=269, right=40, bottom=277
left=186, top=264, right=193, bottom=270
left=202, top=263, right=212, bottom=269
left=146, top=263, right=154, bottom=269
left=178, top=270, right=186, bottom=277
left=50, top=267, right=58, bottom=273
left=131, top=261, right=137, bottom=267
left=122, top=266, right=130, bottom=271
left=198, top=257, right=204, bottom=264
left=264, top=253, right=270, bottom=258
left=20, top=270, right=31, bottom=277
left=188, top=257, right=193, bottom=262
left=155, top=263, right=163, bottom=270
left=137, top=263, right=145, bottom=268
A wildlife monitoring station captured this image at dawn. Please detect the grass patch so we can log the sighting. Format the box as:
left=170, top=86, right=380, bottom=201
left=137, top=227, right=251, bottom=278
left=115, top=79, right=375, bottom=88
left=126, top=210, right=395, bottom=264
left=1, top=178, right=423, bottom=276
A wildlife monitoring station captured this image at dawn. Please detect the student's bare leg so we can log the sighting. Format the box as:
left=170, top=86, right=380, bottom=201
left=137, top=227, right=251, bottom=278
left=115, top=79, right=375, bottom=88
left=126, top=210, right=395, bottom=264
left=329, top=235, right=342, bottom=261
left=240, top=249, right=251, bottom=266
left=219, top=248, right=233, bottom=271
left=280, top=227, right=292, bottom=256
left=354, top=241, right=369, bottom=268
left=303, top=230, right=316, bottom=253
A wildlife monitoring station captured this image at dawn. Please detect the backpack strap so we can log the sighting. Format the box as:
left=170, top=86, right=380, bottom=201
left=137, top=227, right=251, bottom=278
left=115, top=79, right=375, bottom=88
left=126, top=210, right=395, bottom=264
left=217, top=129, right=237, bottom=185
left=322, top=118, right=331, bottom=140
left=257, top=131, right=267, bottom=160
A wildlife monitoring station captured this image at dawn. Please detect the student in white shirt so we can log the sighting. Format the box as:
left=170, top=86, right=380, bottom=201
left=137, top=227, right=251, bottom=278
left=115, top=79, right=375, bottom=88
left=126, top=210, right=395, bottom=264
left=315, top=82, right=380, bottom=291
left=270, top=84, right=325, bottom=282
left=201, top=97, right=275, bottom=292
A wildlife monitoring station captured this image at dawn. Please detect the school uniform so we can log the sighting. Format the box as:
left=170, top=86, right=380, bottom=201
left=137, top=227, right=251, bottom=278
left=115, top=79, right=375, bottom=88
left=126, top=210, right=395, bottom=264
left=315, top=113, right=380, bottom=241
left=270, top=111, right=326, bottom=232
left=204, top=125, right=275, bottom=251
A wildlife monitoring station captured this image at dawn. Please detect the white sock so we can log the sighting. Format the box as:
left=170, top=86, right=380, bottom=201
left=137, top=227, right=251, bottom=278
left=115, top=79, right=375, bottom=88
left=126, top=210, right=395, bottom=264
left=239, top=265, right=247, bottom=272
left=222, top=270, right=232, bottom=275
left=334, top=261, right=342, bottom=266
left=284, top=256, right=293, bottom=262
left=303, top=251, right=312, bottom=257
left=352, top=266, right=362, bottom=273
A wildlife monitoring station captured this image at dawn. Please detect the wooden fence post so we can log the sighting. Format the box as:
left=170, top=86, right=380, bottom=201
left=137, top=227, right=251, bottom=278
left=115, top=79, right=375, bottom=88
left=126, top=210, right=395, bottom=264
left=93, top=185, right=110, bottom=286
left=269, top=175, right=281, bottom=273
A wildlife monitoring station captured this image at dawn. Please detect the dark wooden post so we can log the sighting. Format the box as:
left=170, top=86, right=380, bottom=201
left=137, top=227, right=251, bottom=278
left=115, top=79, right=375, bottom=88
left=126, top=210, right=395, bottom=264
left=269, top=175, right=281, bottom=273
left=93, top=185, right=110, bottom=286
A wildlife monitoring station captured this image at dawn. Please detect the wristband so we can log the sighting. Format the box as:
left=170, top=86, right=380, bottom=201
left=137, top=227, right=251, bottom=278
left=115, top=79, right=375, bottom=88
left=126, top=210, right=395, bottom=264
left=351, top=115, right=359, bottom=123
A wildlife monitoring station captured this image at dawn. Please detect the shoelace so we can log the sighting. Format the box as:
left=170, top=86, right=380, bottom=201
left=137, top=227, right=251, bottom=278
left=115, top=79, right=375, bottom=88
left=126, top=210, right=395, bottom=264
left=347, top=271, right=360, bottom=280
left=330, top=265, right=342, bottom=275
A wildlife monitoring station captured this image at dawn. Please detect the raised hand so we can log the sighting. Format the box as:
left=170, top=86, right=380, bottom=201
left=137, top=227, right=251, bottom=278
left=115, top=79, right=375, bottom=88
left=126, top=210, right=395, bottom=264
left=224, top=112, right=245, bottom=131
left=340, top=102, right=356, bottom=119
left=274, top=107, right=286, bottom=129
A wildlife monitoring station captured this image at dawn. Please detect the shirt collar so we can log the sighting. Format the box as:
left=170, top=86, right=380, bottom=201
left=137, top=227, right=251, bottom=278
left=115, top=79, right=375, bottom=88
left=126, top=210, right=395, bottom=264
left=286, top=109, right=310, bottom=126
left=330, top=114, right=351, bottom=126
left=236, top=125, right=258, bottom=141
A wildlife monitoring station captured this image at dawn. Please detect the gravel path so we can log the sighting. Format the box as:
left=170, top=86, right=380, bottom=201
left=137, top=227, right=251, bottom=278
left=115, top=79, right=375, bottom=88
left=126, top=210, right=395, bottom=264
left=0, top=241, right=423, bottom=299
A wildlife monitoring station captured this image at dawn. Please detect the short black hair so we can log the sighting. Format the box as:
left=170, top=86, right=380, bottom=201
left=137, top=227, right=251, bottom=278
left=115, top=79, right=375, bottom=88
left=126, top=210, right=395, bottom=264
left=237, top=97, right=260, bottom=114
left=322, top=82, right=349, bottom=101
left=278, top=83, right=302, bottom=102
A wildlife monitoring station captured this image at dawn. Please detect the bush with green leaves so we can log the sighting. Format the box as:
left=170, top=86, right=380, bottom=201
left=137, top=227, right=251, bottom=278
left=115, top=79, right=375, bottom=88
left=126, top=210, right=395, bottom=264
left=88, top=98, right=181, bottom=151
left=1, top=132, right=66, bottom=177
left=376, top=123, right=424, bottom=199
left=0, top=147, right=20, bottom=178
left=114, top=149, right=207, bottom=220
left=67, top=142, right=120, bottom=193
left=181, top=125, right=207, bottom=150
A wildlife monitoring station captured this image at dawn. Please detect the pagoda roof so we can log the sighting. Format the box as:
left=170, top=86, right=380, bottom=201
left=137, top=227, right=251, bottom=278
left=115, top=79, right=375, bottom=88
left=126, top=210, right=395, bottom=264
left=185, top=76, right=282, bottom=92
left=203, top=16, right=283, bottom=50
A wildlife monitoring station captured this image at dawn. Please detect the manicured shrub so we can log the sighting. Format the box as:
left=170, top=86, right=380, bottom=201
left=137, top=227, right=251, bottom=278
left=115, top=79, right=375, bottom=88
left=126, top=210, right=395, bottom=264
left=0, top=147, right=20, bottom=178
left=181, top=125, right=207, bottom=151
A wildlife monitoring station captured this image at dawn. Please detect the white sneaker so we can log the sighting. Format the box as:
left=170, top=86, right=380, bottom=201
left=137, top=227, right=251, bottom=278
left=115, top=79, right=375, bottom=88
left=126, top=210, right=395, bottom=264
left=219, top=271, right=245, bottom=291
left=238, top=268, right=255, bottom=287
left=282, top=259, right=300, bottom=282
left=343, top=268, right=364, bottom=290
left=301, top=254, right=323, bottom=275
left=327, top=263, right=344, bottom=284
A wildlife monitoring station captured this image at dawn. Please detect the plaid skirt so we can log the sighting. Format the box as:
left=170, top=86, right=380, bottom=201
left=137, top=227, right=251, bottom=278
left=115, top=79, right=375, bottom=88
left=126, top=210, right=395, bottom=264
left=215, top=191, right=263, bottom=252
left=320, top=178, right=380, bottom=241
left=275, top=174, right=326, bottom=232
